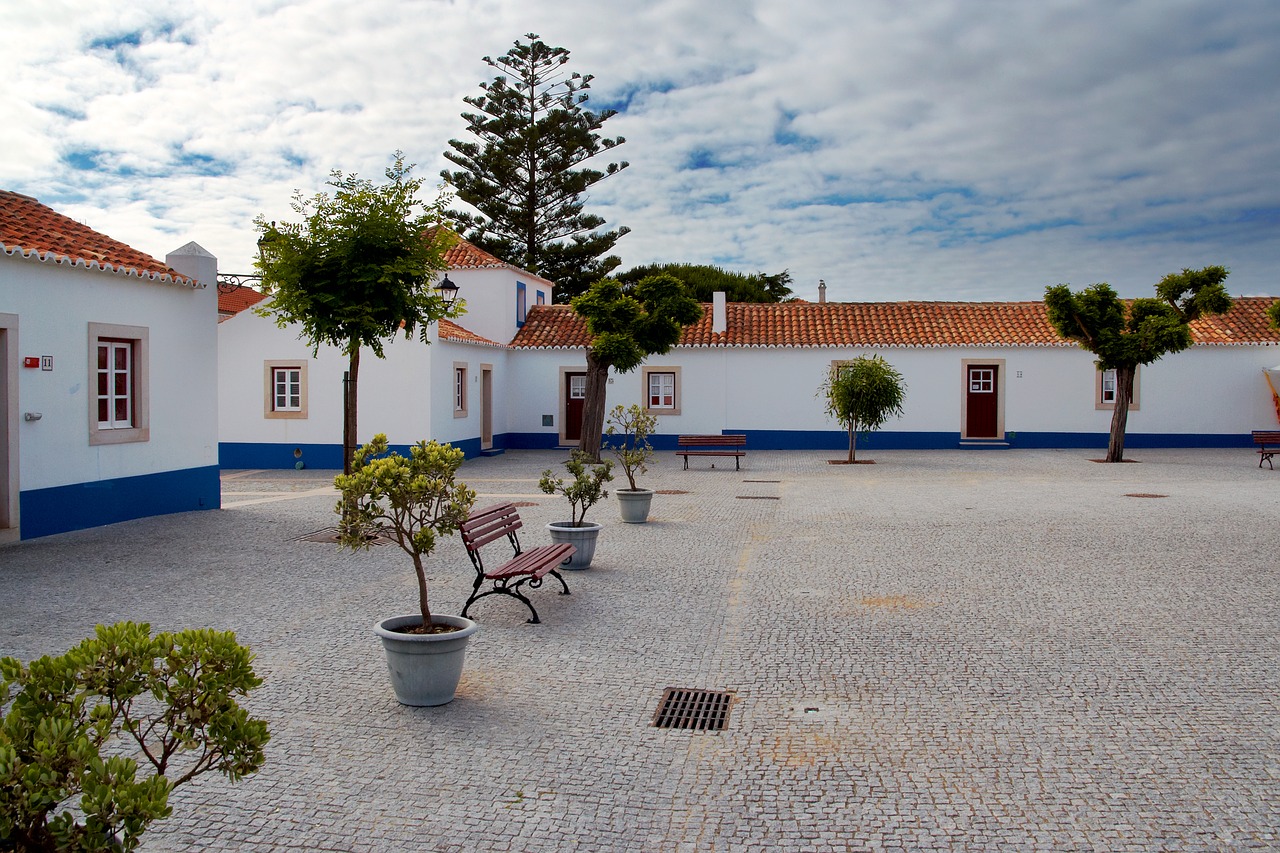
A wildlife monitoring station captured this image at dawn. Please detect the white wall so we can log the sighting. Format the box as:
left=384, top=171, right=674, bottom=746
left=507, top=343, right=1280, bottom=440
left=448, top=267, right=554, bottom=347
left=0, top=255, right=218, bottom=491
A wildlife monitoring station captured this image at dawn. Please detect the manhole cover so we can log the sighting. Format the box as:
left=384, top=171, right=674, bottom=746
left=655, top=490, right=689, bottom=495
left=1124, top=493, right=1168, bottom=498
left=652, top=688, right=735, bottom=732
left=293, top=527, right=394, bottom=546
left=736, top=495, right=780, bottom=500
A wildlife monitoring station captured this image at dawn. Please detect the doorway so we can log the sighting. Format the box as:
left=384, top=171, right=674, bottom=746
left=0, top=314, right=18, bottom=542
left=562, top=370, right=586, bottom=444
left=962, top=360, right=1003, bottom=440
left=480, top=365, right=493, bottom=450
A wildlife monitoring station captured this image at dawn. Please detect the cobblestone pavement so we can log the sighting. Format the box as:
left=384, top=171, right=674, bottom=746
left=2, top=449, right=1278, bottom=851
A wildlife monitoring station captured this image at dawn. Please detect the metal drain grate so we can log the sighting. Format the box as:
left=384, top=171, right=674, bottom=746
left=510, top=501, right=539, bottom=507
left=736, top=495, right=780, bottom=500
left=655, top=489, right=689, bottom=495
left=293, top=527, right=394, bottom=546
left=1125, top=493, right=1168, bottom=499
left=742, top=479, right=781, bottom=483
left=651, top=688, right=736, bottom=731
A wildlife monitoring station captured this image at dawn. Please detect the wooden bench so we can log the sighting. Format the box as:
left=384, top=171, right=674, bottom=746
left=1253, top=430, right=1280, bottom=469
left=459, top=503, right=574, bottom=624
left=675, top=434, right=748, bottom=470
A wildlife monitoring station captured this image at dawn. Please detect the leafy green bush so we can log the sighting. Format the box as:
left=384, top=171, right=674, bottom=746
left=540, top=451, right=613, bottom=525
left=604, top=404, right=657, bottom=491
left=0, top=622, right=269, bottom=852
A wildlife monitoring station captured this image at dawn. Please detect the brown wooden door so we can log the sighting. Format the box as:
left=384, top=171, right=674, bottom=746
left=966, top=365, right=999, bottom=438
left=564, top=372, right=586, bottom=442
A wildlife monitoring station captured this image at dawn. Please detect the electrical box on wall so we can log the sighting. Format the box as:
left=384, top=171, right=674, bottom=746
left=22, top=357, right=38, bottom=368
left=542, top=415, right=554, bottom=427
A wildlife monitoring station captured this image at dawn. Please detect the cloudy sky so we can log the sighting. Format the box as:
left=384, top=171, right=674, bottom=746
left=3, top=0, right=1277, bottom=302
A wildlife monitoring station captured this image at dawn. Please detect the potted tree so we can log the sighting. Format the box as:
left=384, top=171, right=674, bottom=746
left=605, top=403, right=658, bottom=523
left=335, top=434, right=478, bottom=706
left=539, top=451, right=613, bottom=569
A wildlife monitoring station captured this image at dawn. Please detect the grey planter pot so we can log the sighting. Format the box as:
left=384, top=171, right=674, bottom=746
left=616, top=488, right=654, bottom=523
left=546, top=521, right=603, bottom=570
left=373, top=614, right=479, bottom=706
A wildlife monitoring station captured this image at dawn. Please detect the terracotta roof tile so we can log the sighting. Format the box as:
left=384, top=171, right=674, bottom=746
left=438, top=319, right=504, bottom=348
left=0, top=189, right=197, bottom=287
left=511, top=298, right=1280, bottom=349
left=218, top=286, right=267, bottom=318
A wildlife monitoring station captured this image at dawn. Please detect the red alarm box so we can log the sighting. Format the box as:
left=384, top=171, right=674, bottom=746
left=23, top=357, right=39, bottom=368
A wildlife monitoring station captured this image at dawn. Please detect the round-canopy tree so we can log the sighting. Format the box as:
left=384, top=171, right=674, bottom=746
left=572, top=274, right=702, bottom=461
left=254, top=154, right=461, bottom=473
left=1044, top=265, right=1231, bottom=462
left=820, top=355, right=907, bottom=463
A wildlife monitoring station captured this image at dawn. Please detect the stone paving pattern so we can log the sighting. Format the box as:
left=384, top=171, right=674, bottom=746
left=1, top=449, right=1277, bottom=851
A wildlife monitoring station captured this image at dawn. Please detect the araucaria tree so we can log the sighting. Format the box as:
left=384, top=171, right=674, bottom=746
left=442, top=33, right=629, bottom=301
left=255, top=154, right=460, bottom=473
left=820, top=355, right=907, bottom=463
left=1045, top=265, right=1232, bottom=463
left=573, top=275, right=702, bottom=461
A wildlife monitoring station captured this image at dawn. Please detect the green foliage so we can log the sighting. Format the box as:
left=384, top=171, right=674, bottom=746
left=604, top=404, right=658, bottom=490
left=539, top=451, right=614, bottom=526
left=1267, top=299, right=1280, bottom=331
left=1044, top=266, right=1232, bottom=370
left=573, top=275, right=703, bottom=374
left=334, top=434, right=477, bottom=626
left=254, top=153, right=460, bottom=358
left=615, top=264, right=793, bottom=303
left=0, top=623, right=269, bottom=852
left=820, top=356, right=907, bottom=462
left=1044, top=265, right=1231, bottom=462
left=442, top=33, right=629, bottom=300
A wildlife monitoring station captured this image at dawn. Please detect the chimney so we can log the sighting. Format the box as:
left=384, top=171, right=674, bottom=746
left=712, top=291, right=727, bottom=334
left=818, top=279, right=827, bottom=304
left=166, top=241, right=217, bottom=287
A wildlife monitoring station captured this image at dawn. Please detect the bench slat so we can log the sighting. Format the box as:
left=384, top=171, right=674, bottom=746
left=487, top=544, right=575, bottom=580
left=677, top=435, right=747, bottom=447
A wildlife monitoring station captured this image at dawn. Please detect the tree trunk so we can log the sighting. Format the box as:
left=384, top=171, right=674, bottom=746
left=579, top=352, right=611, bottom=462
left=847, top=422, right=857, bottom=462
left=1105, top=364, right=1135, bottom=462
left=413, top=553, right=431, bottom=626
left=344, top=346, right=360, bottom=475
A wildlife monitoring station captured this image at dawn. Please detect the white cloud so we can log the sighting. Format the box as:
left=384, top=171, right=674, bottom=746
left=2, top=0, right=1277, bottom=301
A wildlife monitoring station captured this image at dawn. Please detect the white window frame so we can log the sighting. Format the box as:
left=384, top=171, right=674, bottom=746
left=453, top=363, right=468, bottom=418
left=263, top=360, right=308, bottom=419
left=88, top=323, right=149, bottom=446
left=641, top=366, right=681, bottom=415
left=1096, top=367, right=1140, bottom=411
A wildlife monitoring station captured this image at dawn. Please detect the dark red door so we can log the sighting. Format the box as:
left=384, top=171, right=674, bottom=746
left=966, top=365, right=999, bottom=438
left=564, top=373, right=586, bottom=442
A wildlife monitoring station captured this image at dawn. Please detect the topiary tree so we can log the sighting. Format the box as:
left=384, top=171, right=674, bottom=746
left=255, top=153, right=461, bottom=474
left=820, top=355, right=907, bottom=463
left=334, top=434, right=477, bottom=631
left=0, top=622, right=269, bottom=853
left=1045, top=266, right=1231, bottom=462
left=572, top=274, right=702, bottom=461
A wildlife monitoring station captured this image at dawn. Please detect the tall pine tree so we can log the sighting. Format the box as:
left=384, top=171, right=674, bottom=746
left=442, top=34, right=629, bottom=301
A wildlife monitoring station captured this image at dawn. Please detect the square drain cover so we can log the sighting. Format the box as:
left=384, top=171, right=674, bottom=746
left=293, top=526, right=394, bottom=546
left=652, top=688, right=735, bottom=732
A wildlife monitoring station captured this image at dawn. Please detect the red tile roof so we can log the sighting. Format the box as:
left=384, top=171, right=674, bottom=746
left=0, top=189, right=197, bottom=287
left=438, top=319, right=503, bottom=347
left=511, top=298, right=1280, bottom=349
left=218, top=286, right=267, bottom=318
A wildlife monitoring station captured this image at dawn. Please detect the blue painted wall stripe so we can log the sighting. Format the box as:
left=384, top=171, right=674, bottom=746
left=20, top=465, right=221, bottom=540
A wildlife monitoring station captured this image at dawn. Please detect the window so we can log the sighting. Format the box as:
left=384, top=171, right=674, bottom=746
left=641, top=366, right=682, bottom=415
left=969, top=368, right=995, bottom=393
left=263, top=360, right=308, bottom=419
left=569, top=374, right=586, bottom=400
left=453, top=363, right=468, bottom=417
left=88, top=323, right=149, bottom=445
left=536, top=290, right=545, bottom=306
left=517, top=281, right=527, bottom=327
left=1096, top=367, right=1140, bottom=411
left=272, top=367, right=303, bottom=412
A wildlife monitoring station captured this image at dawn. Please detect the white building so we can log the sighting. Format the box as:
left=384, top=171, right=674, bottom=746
left=0, top=190, right=220, bottom=541
left=506, top=293, right=1280, bottom=451
left=217, top=235, right=552, bottom=467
